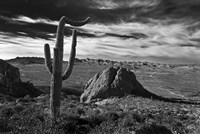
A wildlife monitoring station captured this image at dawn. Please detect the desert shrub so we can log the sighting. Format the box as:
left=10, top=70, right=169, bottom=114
left=13, top=104, right=25, bottom=113
left=77, top=107, right=85, bottom=115
left=89, top=112, right=124, bottom=134
left=135, top=123, right=173, bottom=134
left=90, top=120, right=118, bottom=134
left=0, top=117, right=12, bottom=132
left=120, top=112, right=144, bottom=125
left=104, top=112, right=119, bottom=121
left=55, top=112, right=107, bottom=134
left=171, top=121, right=188, bottom=134
left=58, top=115, right=92, bottom=134
left=0, top=93, right=198, bottom=134
left=0, top=107, right=15, bottom=117
left=4, top=107, right=107, bottom=134
left=0, top=104, right=26, bottom=119
left=16, top=95, right=36, bottom=103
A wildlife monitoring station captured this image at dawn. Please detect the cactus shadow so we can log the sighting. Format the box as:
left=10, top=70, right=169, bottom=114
left=62, top=86, right=84, bottom=97
left=35, top=85, right=83, bottom=97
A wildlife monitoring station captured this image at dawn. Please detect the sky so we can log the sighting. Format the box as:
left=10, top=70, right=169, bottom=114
left=0, top=0, right=200, bottom=64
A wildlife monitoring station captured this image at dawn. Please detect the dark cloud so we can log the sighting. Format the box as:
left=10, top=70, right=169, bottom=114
left=1, top=0, right=200, bottom=64
left=1, top=0, right=200, bottom=24
left=105, top=33, right=147, bottom=39
left=140, top=46, right=149, bottom=48
left=179, top=44, right=200, bottom=48
left=0, top=12, right=150, bottom=40
left=0, top=0, right=91, bottom=21
left=0, top=16, right=55, bottom=39
left=190, top=38, right=200, bottom=43
left=97, top=43, right=127, bottom=49
left=77, top=31, right=98, bottom=38
left=143, top=0, right=200, bottom=19
left=1, top=0, right=199, bottom=40
left=0, top=14, right=83, bottom=40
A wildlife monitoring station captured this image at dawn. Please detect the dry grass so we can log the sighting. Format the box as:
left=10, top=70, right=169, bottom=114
left=0, top=94, right=200, bottom=134
left=0, top=61, right=199, bottom=134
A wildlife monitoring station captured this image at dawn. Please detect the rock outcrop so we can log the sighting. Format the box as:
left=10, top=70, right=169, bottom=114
left=80, top=67, right=154, bottom=103
left=8, top=82, right=42, bottom=98
left=80, top=67, right=200, bottom=105
left=0, top=59, right=42, bottom=98
left=0, top=59, right=21, bottom=87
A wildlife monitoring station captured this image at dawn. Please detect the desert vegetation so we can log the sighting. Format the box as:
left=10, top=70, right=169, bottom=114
left=0, top=57, right=199, bottom=134
left=0, top=92, right=200, bottom=134
left=44, top=16, right=90, bottom=119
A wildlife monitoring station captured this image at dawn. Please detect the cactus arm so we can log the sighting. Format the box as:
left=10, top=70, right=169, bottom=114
left=50, top=48, right=62, bottom=118
left=55, top=16, right=66, bottom=67
left=65, top=17, right=90, bottom=27
left=44, top=43, right=52, bottom=73
left=62, top=30, right=77, bottom=80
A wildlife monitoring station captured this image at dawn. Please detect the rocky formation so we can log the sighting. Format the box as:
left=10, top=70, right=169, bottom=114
left=8, top=82, right=42, bottom=98
left=0, top=59, right=42, bottom=98
left=80, top=67, right=154, bottom=103
left=0, top=59, right=21, bottom=87
left=81, top=66, right=200, bottom=105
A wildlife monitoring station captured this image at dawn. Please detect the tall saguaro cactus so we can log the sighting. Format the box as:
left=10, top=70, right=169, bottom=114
left=44, top=16, right=90, bottom=118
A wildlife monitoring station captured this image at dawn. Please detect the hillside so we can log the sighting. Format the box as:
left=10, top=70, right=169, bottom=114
left=6, top=57, right=45, bottom=65
left=0, top=57, right=200, bottom=134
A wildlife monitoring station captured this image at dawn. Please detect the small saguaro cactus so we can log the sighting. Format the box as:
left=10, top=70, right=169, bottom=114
left=44, top=16, right=90, bottom=118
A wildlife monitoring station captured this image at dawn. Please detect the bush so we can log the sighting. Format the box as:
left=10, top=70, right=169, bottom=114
left=0, top=117, right=12, bottom=132
left=135, top=123, right=173, bottom=134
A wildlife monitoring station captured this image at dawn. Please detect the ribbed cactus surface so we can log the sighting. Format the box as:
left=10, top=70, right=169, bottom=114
left=44, top=16, right=90, bottom=119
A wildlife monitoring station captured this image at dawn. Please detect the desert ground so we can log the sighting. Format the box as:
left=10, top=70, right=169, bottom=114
left=12, top=58, right=200, bottom=101
left=0, top=57, right=200, bottom=134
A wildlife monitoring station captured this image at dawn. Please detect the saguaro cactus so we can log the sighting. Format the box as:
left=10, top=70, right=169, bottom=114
left=44, top=16, right=90, bottom=118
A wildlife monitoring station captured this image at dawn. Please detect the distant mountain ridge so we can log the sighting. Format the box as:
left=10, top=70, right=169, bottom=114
left=5, top=56, right=152, bottom=65
left=6, top=57, right=45, bottom=65
left=5, top=56, right=198, bottom=67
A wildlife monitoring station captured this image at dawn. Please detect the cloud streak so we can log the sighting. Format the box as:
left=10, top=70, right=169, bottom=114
left=0, top=0, right=200, bottom=64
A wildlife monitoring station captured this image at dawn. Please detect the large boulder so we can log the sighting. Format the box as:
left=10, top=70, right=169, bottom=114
left=0, top=59, right=21, bottom=87
left=0, top=59, right=42, bottom=98
left=8, top=82, right=42, bottom=98
left=80, top=67, right=153, bottom=103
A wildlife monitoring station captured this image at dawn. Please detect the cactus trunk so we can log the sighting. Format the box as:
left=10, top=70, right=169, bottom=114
left=44, top=16, right=90, bottom=119
left=50, top=48, right=62, bottom=117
